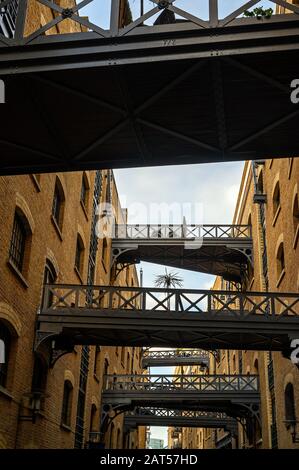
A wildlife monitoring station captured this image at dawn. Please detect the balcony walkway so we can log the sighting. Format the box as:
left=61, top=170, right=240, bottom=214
left=142, top=348, right=210, bottom=368
left=36, top=284, right=299, bottom=358
left=112, top=224, right=252, bottom=283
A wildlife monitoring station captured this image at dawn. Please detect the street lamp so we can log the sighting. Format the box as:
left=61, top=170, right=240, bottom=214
left=284, top=420, right=299, bottom=443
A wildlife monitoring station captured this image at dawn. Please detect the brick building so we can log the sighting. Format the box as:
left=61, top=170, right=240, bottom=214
left=174, top=157, right=299, bottom=449
left=0, top=169, right=146, bottom=449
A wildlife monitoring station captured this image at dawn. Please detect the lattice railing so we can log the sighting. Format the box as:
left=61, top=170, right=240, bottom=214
left=126, top=407, right=229, bottom=419
left=114, top=224, right=252, bottom=240
left=0, top=0, right=299, bottom=45
left=104, top=373, right=259, bottom=392
left=42, top=284, right=299, bottom=318
left=142, top=349, right=210, bottom=360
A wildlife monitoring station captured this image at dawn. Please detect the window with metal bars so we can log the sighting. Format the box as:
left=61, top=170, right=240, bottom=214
left=0, top=0, right=19, bottom=38
left=9, top=212, right=26, bottom=272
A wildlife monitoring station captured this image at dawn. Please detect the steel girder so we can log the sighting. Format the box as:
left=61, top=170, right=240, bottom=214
left=0, top=2, right=299, bottom=174
left=123, top=408, right=238, bottom=434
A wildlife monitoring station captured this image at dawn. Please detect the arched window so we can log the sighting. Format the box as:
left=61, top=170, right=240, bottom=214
left=285, top=383, right=296, bottom=427
left=9, top=210, right=30, bottom=273
left=273, top=181, right=281, bottom=217
left=276, top=242, right=285, bottom=279
left=93, top=346, right=101, bottom=377
left=257, top=171, right=264, bottom=195
left=61, top=380, right=73, bottom=427
left=116, top=428, right=122, bottom=449
left=103, top=359, right=109, bottom=389
left=89, top=403, right=97, bottom=433
left=293, top=193, right=299, bottom=236
left=52, top=177, right=65, bottom=231
left=75, top=234, right=84, bottom=275
left=102, top=238, right=108, bottom=266
left=43, top=260, right=57, bottom=308
left=0, top=323, right=11, bottom=387
left=80, top=173, right=90, bottom=210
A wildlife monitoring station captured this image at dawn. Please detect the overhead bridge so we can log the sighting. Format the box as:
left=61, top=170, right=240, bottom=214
left=113, top=223, right=253, bottom=283
left=36, top=284, right=299, bottom=364
left=1, top=1, right=299, bottom=175
left=102, top=374, right=260, bottom=421
left=124, top=408, right=237, bottom=435
left=142, top=349, right=210, bottom=369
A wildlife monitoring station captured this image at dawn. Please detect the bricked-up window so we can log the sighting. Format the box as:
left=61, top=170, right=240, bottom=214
left=9, top=212, right=26, bottom=272
left=75, top=235, right=84, bottom=274
left=273, top=181, right=281, bottom=217
left=276, top=242, right=285, bottom=279
left=32, top=356, right=47, bottom=395
left=285, top=383, right=296, bottom=428
left=52, top=178, right=65, bottom=231
left=61, top=380, right=73, bottom=427
left=0, top=323, right=10, bottom=388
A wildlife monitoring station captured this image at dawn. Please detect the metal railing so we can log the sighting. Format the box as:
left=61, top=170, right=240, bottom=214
left=114, top=224, right=252, bottom=240
left=42, top=284, right=299, bottom=318
left=126, top=408, right=228, bottom=419
left=0, top=0, right=299, bottom=45
left=104, top=374, right=259, bottom=392
left=142, top=349, right=210, bottom=361
left=0, top=0, right=299, bottom=44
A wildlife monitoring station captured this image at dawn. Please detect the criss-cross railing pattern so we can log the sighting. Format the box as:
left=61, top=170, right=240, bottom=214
left=114, top=224, right=252, bottom=240
left=142, top=349, right=210, bottom=361
left=0, top=0, right=299, bottom=45
left=42, top=284, right=299, bottom=318
left=104, top=374, right=259, bottom=392
left=126, top=408, right=228, bottom=419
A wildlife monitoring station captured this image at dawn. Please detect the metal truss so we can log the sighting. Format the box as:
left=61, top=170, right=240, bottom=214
left=0, top=1, right=299, bottom=174
left=36, top=284, right=299, bottom=355
left=112, top=223, right=253, bottom=283
left=124, top=407, right=238, bottom=435
left=101, top=373, right=261, bottom=432
left=141, top=348, right=210, bottom=368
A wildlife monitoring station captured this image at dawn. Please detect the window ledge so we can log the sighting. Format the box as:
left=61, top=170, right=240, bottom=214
left=272, top=205, right=281, bottom=227
left=30, top=174, right=41, bottom=192
left=0, top=385, right=13, bottom=401
left=80, top=200, right=89, bottom=221
left=293, top=225, right=299, bottom=250
left=60, top=423, right=72, bottom=432
left=51, top=215, right=63, bottom=241
left=74, top=266, right=84, bottom=284
left=276, top=269, right=286, bottom=288
left=7, top=259, right=29, bottom=288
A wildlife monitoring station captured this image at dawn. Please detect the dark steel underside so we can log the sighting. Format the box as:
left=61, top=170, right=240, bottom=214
left=1, top=17, right=299, bottom=175
left=102, top=392, right=259, bottom=418
left=38, top=308, right=299, bottom=352
left=115, top=244, right=249, bottom=283
left=124, top=415, right=234, bottom=430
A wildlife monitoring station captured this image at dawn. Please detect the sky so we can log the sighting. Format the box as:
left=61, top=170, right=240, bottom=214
left=73, top=0, right=274, bottom=448
left=76, top=0, right=277, bottom=29
left=114, top=161, right=245, bottom=445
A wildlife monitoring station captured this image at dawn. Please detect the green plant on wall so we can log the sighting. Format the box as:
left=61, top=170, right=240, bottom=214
left=244, top=7, right=274, bottom=19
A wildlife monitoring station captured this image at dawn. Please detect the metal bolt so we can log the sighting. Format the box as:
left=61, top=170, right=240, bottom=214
left=62, top=8, right=73, bottom=19
left=158, top=1, right=170, bottom=10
